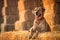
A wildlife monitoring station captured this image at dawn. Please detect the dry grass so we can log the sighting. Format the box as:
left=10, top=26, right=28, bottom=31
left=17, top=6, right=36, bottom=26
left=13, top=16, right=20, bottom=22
left=0, top=31, right=60, bottom=40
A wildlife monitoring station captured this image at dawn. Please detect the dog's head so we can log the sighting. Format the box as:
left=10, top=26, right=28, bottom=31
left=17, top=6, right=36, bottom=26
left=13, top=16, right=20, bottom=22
left=32, top=7, right=45, bottom=17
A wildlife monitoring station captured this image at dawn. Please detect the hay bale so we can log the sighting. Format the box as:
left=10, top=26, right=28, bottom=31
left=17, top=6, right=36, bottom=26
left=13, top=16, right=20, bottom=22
left=39, top=31, right=60, bottom=40
left=0, top=31, right=29, bottom=40
left=0, top=31, right=60, bottom=40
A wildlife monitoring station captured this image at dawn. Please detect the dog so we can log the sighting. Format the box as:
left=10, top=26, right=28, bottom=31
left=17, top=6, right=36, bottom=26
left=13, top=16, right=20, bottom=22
left=29, top=7, right=51, bottom=39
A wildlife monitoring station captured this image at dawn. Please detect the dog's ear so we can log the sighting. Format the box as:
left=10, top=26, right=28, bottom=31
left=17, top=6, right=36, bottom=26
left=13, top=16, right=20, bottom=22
left=32, top=7, right=41, bottom=15
left=42, top=7, right=45, bottom=12
left=32, top=10, right=36, bottom=15
left=32, top=8, right=37, bottom=15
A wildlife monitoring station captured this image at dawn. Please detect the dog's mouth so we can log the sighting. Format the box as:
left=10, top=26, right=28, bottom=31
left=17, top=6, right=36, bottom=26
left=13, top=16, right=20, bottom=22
left=36, top=12, right=41, bottom=17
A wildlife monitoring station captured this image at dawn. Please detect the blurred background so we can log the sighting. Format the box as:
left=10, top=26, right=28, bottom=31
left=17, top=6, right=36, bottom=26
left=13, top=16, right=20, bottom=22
left=0, top=0, right=43, bottom=33
left=0, top=0, right=60, bottom=34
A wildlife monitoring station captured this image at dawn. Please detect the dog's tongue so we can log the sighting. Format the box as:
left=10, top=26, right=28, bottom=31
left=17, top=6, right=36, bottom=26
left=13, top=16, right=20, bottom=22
left=36, top=15, right=39, bottom=17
